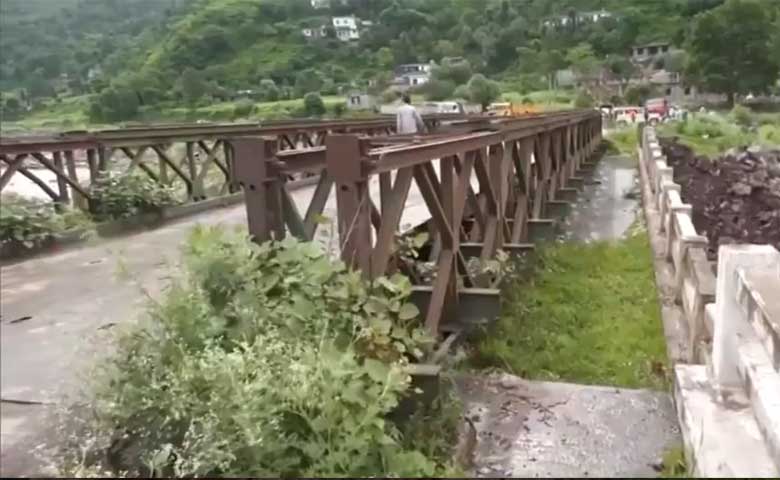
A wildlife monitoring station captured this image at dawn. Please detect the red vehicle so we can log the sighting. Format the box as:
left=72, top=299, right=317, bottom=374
left=644, top=97, right=669, bottom=118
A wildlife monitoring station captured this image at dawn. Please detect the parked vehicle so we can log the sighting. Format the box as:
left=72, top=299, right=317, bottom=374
left=644, top=97, right=669, bottom=119
left=486, top=102, right=540, bottom=117
left=614, top=106, right=643, bottom=125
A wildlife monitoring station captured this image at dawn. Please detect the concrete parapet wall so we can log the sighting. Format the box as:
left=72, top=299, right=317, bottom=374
left=639, top=126, right=780, bottom=476
left=640, top=127, right=716, bottom=363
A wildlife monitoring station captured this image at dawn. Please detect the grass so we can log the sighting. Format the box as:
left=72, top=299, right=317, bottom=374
left=657, top=110, right=780, bottom=156
left=470, top=230, right=669, bottom=390
left=606, top=127, right=641, bottom=155
left=660, top=444, right=689, bottom=478
left=500, top=89, right=575, bottom=111
left=1, top=95, right=351, bottom=133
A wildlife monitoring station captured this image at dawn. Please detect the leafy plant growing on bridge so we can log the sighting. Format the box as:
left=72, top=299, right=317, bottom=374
left=89, top=173, right=178, bottom=221
left=54, top=227, right=459, bottom=477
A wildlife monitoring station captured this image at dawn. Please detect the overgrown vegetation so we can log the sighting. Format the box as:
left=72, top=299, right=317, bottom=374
left=658, top=110, right=780, bottom=156
left=89, top=173, right=179, bottom=221
left=471, top=229, right=669, bottom=390
left=606, top=127, right=641, bottom=155
left=51, top=227, right=460, bottom=477
left=0, top=194, right=92, bottom=248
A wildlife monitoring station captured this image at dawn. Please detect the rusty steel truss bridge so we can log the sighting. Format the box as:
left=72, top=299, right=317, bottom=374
left=0, top=110, right=603, bottom=335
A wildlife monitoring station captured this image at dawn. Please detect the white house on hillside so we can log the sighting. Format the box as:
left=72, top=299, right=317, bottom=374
left=333, top=16, right=360, bottom=41
left=391, top=63, right=432, bottom=90
left=311, top=0, right=330, bottom=9
left=302, top=25, right=327, bottom=38
left=543, top=9, right=613, bottom=29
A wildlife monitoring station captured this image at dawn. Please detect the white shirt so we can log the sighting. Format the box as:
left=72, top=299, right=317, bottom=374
left=396, top=103, right=424, bottom=134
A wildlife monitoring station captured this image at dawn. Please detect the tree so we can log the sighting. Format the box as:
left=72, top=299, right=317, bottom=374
left=423, top=79, right=456, bottom=101
left=303, top=92, right=326, bottom=116
left=538, top=49, right=567, bottom=90
left=2, top=96, right=22, bottom=118
left=453, top=84, right=470, bottom=99
left=27, top=76, right=54, bottom=99
left=606, top=55, right=636, bottom=96
left=431, top=58, right=472, bottom=85
left=466, top=74, right=500, bottom=108
left=294, top=69, right=323, bottom=98
left=574, top=90, right=595, bottom=109
left=624, top=84, right=657, bottom=106
left=179, top=68, right=208, bottom=106
left=375, top=47, right=395, bottom=69
left=89, top=86, right=140, bottom=122
left=663, top=51, right=688, bottom=73
left=687, top=0, right=779, bottom=105
left=433, top=40, right=458, bottom=60
left=259, top=79, right=279, bottom=102
left=565, top=43, right=601, bottom=82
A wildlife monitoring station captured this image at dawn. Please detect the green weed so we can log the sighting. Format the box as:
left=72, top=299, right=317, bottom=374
left=606, top=127, right=640, bottom=155
left=51, top=227, right=459, bottom=477
left=660, top=444, right=689, bottom=478
left=471, top=232, right=669, bottom=390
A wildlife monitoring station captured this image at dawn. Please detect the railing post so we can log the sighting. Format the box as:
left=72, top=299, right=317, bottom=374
left=232, top=137, right=285, bottom=243
left=85, top=148, right=99, bottom=188
left=52, top=151, right=70, bottom=210
left=712, top=244, right=780, bottom=391
left=326, top=134, right=372, bottom=273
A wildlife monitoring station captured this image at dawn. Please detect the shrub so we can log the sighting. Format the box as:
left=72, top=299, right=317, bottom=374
left=0, top=194, right=91, bottom=248
left=624, top=84, right=656, bottom=106
left=574, top=90, right=595, bottom=109
left=730, top=104, right=753, bottom=128
left=382, top=88, right=400, bottom=104
left=452, top=84, right=470, bottom=100
left=303, top=92, right=326, bottom=116
left=232, top=99, right=255, bottom=118
left=53, top=228, right=456, bottom=477
left=89, top=173, right=178, bottom=221
left=259, top=78, right=279, bottom=102
left=466, top=74, right=500, bottom=108
left=758, top=124, right=780, bottom=146
left=332, top=102, right=346, bottom=117
left=423, top=79, right=456, bottom=101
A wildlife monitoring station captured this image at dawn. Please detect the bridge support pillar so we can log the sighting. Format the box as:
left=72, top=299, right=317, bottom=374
left=233, top=137, right=285, bottom=242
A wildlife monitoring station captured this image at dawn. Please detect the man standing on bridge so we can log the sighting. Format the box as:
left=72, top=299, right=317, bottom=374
left=396, top=94, right=426, bottom=135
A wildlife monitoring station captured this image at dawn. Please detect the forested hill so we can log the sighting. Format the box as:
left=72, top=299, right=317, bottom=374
left=2, top=0, right=776, bottom=121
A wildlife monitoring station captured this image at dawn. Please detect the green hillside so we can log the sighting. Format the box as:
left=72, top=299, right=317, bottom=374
left=2, top=0, right=778, bottom=126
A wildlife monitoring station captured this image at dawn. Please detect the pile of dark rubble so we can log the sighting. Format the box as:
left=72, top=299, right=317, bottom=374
left=661, top=139, right=780, bottom=259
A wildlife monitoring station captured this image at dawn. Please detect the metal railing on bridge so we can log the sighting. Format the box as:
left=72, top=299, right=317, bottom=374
left=0, top=114, right=479, bottom=205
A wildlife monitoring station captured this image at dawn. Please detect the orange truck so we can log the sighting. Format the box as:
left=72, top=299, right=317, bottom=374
left=486, top=102, right=540, bottom=117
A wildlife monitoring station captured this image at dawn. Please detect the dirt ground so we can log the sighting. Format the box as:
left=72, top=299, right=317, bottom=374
left=661, top=139, right=780, bottom=259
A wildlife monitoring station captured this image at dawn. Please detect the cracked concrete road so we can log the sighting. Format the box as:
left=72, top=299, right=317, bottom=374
left=457, top=373, right=680, bottom=478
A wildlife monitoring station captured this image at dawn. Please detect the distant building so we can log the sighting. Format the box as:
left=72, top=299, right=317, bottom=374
left=632, top=42, right=672, bottom=63
left=310, top=0, right=330, bottom=9
left=333, top=16, right=360, bottom=41
left=346, top=92, right=376, bottom=111
left=87, top=66, right=103, bottom=82
left=391, top=63, right=432, bottom=90
left=543, top=9, right=613, bottom=29
left=302, top=26, right=327, bottom=38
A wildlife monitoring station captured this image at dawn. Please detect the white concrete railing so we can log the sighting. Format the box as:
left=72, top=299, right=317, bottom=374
left=640, top=126, right=780, bottom=476
left=640, top=127, right=717, bottom=362
left=712, top=245, right=780, bottom=465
